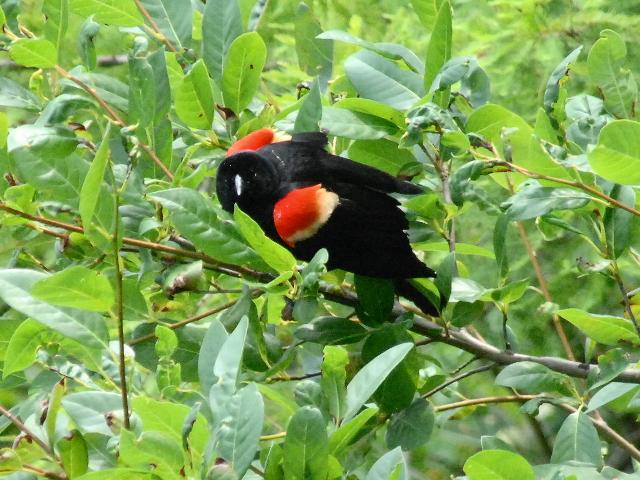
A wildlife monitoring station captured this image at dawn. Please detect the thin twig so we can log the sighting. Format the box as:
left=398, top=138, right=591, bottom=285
left=515, top=217, right=575, bottom=360
left=128, top=290, right=262, bottom=345
left=54, top=66, right=175, bottom=180
left=0, top=404, right=55, bottom=457
left=423, top=363, right=495, bottom=399
left=23, top=465, right=66, bottom=480
left=611, top=264, right=640, bottom=338
left=492, top=160, right=640, bottom=218
left=433, top=394, right=539, bottom=412
left=267, top=372, right=322, bottom=383
left=132, top=0, right=178, bottom=52
left=260, top=431, right=287, bottom=441
left=112, top=191, right=130, bottom=429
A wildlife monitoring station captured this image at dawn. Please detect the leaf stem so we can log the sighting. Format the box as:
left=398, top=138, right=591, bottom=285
left=423, top=363, right=494, bottom=399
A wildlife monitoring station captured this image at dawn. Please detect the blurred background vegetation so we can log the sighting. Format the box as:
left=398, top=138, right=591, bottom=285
left=2, top=0, right=640, bottom=477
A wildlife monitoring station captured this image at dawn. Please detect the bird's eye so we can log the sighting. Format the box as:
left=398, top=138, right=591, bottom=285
left=234, top=174, right=243, bottom=195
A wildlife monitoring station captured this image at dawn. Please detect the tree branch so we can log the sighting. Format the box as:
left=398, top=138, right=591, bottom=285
left=3, top=203, right=640, bottom=384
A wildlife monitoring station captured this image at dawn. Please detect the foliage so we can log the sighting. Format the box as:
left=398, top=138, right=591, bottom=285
left=1, top=0, right=640, bottom=479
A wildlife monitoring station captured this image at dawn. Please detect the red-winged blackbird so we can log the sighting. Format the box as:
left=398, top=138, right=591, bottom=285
left=216, top=128, right=438, bottom=315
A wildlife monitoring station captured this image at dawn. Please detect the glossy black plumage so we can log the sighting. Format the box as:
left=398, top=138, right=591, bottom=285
left=216, top=132, right=438, bottom=314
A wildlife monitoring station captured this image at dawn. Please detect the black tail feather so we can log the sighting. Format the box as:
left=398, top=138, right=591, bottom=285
left=395, top=279, right=441, bottom=317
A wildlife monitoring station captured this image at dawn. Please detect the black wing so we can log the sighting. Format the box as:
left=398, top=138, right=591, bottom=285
left=291, top=183, right=434, bottom=279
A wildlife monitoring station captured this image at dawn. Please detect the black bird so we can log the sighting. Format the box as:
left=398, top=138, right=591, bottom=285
left=216, top=128, right=439, bottom=315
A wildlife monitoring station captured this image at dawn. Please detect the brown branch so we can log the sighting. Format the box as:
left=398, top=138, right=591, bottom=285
left=515, top=210, right=575, bottom=361
left=132, top=0, right=178, bottom=52
left=128, top=290, right=262, bottom=345
left=54, top=66, right=175, bottom=181
left=23, top=465, right=67, bottom=480
left=433, top=394, right=539, bottom=412
left=493, top=160, right=640, bottom=218
left=112, top=192, right=130, bottom=429
left=423, top=363, right=494, bottom=399
left=3, top=203, right=640, bottom=384
left=0, top=404, right=55, bottom=457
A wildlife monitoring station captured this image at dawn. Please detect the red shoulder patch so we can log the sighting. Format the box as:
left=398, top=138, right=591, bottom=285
left=226, top=128, right=275, bottom=157
left=274, top=185, right=339, bottom=246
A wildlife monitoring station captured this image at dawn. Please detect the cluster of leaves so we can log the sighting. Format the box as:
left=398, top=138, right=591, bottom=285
left=1, top=0, right=640, bottom=479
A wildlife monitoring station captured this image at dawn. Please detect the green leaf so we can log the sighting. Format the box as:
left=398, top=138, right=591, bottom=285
left=216, top=383, right=264, bottom=477
left=604, top=185, right=636, bottom=257
left=234, top=206, right=296, bottom=275
left=345, top=50, right=423, bottom=110
left=8, top=125, right=84, bottom=205
left=348, top=139, right=420, bottom=176
left=295, top=317, right=368, bottom=345
left=9, top=38, right=57, bottom=68
left=424, top=0, right=452, bottom=106
left=557, top=308, right=640, bottom=345
left=502, top=181, right=591, bottom=220
left=222, top=32, right=267, bottom=115
left=283, top=406, right=329, bottom=480
left=328, top=406, right=378, bottom=455
left=138, top=0, right=192, bottom=49
left=410, top=0, right=439, bottom=31
left=434, top=252, right=455, bottom=305
left=150, top=188, right=265, bottom=268
left=318, top=30, right=423, bottom=73
left=386, top=398, right=434, bottom=450
left=57, top=431, right=89, bottom=479
left=43, top=0, right=68, bottom=57
left=119, top=430, right=184, bottom=480
left=543, top=47, right=582, bottom=115
left=463, top=450, right=535, bottom=480
left=0, top=269, right=108, bottom=353
left=31, top=265, right=114, bottom=312
left=321, top=346, right=349, bottom=420
left=175, top=59, right=215, bottom=130
left=69, top=0, right=143, bottom=26
left=62, top=391, right=123, bottom=436
left=551, top=411, right=603, bottom=467
left=294, top=80, right=322, bottom=133
left=47, top=380, right=66, bottom=444
left=366, top=447, right=408, bottom=480
left=131, top=397, right=208, bottom=456
left=295, top=3, right=332, bottom=84
left=155, top=325, right=178, bottom=357
left=587, top=382, right=639, bottom=412
left=587, top=29, right=637, bottom=118
left=495, top=361, right=571, bottom=395
left=320, top=107, right=398, bottom=139
left=355, top=275, right=395, bottom=324
left=482, top=279, right=529, bottom=304
left=79, top=123, right=111, bottom=230
left=202, top=0, right=243, bottom=84
left=213, top=316, right=248, bottom=388
left=198, top=319, right=229, bottom=395
left=588, top=120, right=640, bottom=185
left=0, top=77, right=41, bottom=111
left=78, top=18, right=99, bottom=70
left=344, top=342, right=413, bottom=421
left=466, top=104, right=571, bottom=186
left=334, top=98, right=405, bottom=128
left=3, top=319, right=47, bottom=379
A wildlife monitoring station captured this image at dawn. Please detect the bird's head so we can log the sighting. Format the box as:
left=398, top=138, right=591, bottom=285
left=216, top=150, right=279, bottom=213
